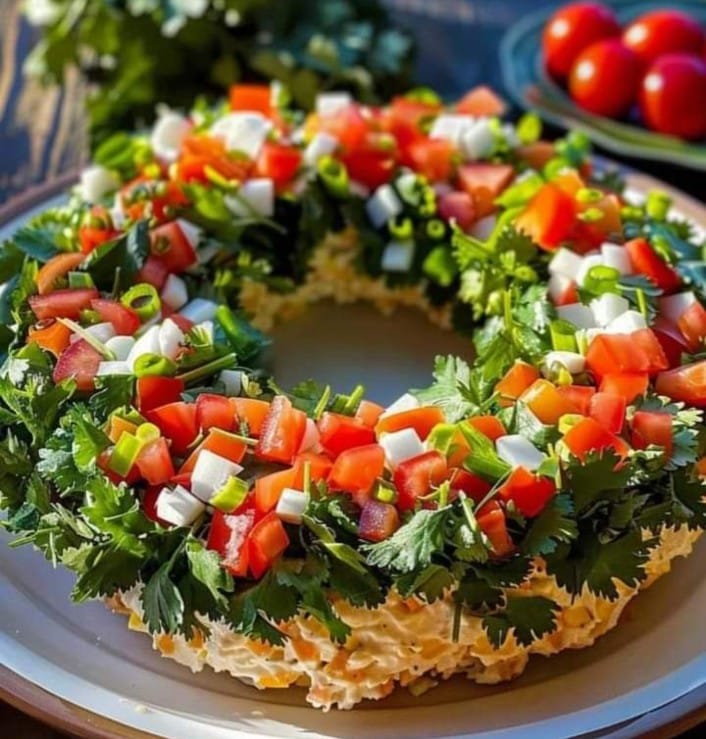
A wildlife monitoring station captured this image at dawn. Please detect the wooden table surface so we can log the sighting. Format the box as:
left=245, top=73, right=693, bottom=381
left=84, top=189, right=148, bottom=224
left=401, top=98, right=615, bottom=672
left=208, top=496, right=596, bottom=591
left=0, top=3, right=704, bottom=737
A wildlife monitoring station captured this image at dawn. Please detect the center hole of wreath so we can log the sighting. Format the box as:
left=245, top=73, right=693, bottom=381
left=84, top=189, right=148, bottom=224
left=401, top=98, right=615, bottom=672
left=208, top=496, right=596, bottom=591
left=267, top=301, right=474, bottom=405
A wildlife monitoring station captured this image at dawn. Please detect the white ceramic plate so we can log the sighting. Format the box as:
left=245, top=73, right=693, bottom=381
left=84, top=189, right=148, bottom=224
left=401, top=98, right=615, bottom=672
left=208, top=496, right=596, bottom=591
left=1, top=174, right=705, bottom=738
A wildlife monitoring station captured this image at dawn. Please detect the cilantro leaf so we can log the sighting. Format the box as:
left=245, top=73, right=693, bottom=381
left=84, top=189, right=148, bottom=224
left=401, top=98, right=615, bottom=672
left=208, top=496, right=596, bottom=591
left=483, top=595, right=558, bottom=647
left=521, top=494, right=578, bottom=556
left=71, top=545, right=144, bottom=603
left=411, top=355, right=478, bottom=422
left=81, top=220, right=150, bottom=291
left=395, top=564, right=454, bottom=602
left=185, top=539, right=234, bottom=608
left=90, top=375, right=136, bottom=418
left=142, top=561, right=185, bottom=634
left=562, top=452, right=632, bottom=515
left=454, top=576, right=504, bottom=612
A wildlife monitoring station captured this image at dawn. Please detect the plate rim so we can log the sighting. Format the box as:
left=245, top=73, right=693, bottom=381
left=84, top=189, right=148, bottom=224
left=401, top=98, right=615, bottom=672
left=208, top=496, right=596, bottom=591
left=0, top=168, right=705, bottom=739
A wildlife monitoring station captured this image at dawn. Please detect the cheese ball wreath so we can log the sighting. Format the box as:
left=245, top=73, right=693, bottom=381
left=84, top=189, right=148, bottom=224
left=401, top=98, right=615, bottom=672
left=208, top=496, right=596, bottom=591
left=1, top=85, right=704, bottom=710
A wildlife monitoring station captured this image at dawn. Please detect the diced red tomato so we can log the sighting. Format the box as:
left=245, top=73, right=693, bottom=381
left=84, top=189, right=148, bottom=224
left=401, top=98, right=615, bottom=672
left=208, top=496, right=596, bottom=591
left=557, top=385, right=595, bottom=415
left=177, top=135, right=252, bottom=184
left=327, top=444, right=385, bottom=505
left=553, top=278, right=579, bottom=306
left=516, top=141, right=556, bottom=170
left=589, top=392, right=626, bottom=435
left=318, top=104, right=370, bottom=153
left=476, top=501, right=513, bottom=557
left=255, top=467, right=297, bottom=515
left=36, top=252, right=85, bottom=295
left=355, top=399, right=385, bottom=428
left=447, top=430, right=471, bottom=468
left=437, top=191, right=476, bottom=231
left=498, top=466, right=556, bottom=518
left=29, top=288, right=99, bottom=321
left=393, top=451, right=448, bottom=512
left=341, top=145, right=396, bottom=189
left=52, top=339, right=101, bottom=392
left=358, top=500, right=400, bottom=542
left=466, top=415, right=506, bottom=442
left=136, top=437, right=175, bottom=485
left=179, top=428, right=247, bottom=474
left=457, top=163, right=515, bottom=218
left=696, top=458, right=706, bottom=479
left=106, top=415, right=138, bottom=444
left=147, top=402, right=199, bottom=456
left=586, top=329, right=667, bottom=380
left=407, top=137, right=456, bottom=182
left=256, top=142, right=302, bottom=189
left=150, top=221, right=197, bottom=273
left=655, top=362, right=706, bottom=408
left=520, top=379, right=575, bottom=425
left=677, top=301, right=706, bottom=352
left=625, top=237, right=681, bottom=293
left=375, top=406, right=445, bottom=442
left=90, top=299, right=141, bottom=336
left=514, top=183, right=577, bottom=251
left=207, top=509, right=255, bottom=577
left=136, top=376, right=185, bottom=413
left=455, top=86, right=506, bottom=117
left=229, top=84, right=272, bottom=116
left=449, top=468, right=492, bottom=502
left=248, top=512, right=290, bottom=579
left=631, top=411, right=673, bottom=458
left=255, top=396, right=307, bottom=464
left=495, top=361, right=541, bottom=406
left=232, top=397, right=271, bottom=437
left=196, top=393, right=235, bottom=432
left=318, top=412, right=376, bottom=458
left=563, top=417, right=630, bottom=462
left=27, top=319, right=71, bottom=358
left=137, top=255, right=170, bottom=290
left=78, top=207, right=120, bottom=254
left=97, top=449, right=141, bottom=486
left=599, top=373, right=649, bottom=403
left=293, top=452, right=333, bottom=487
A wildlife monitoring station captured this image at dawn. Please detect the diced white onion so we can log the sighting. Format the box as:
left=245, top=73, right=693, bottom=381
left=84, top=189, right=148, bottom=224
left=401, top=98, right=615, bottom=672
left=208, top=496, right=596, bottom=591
left=461, top=119, right=495, bottom=160
left=84, top=322, right=116, bottom=343
left=210, top=112, right=271, bottom=158
left=659, top=292, right=697, bottom=324
left=96, top=361, right=132, bottom=376
left=379, top=428, right=425, bottom=468
left=275, top=488, right=308, bottom=524
left=549, top=248, right=583, bottom=281
left=79, top=165, right=119, bottom=204
left=601, top=242, right=632, bottom=275
left=380, top=392, right=420, bottom=419
left=541, top=351, right=586, bottom=376
left=429, top=114, right=474, bottom=147
left=604, top=310, right=648, bottom=335
left=160, top=274, right=189, bottom=311
left=496, top=435, right=546, bottom=471
left=219, top=369, right=243, bottom=397
left=225, top=178, right=274, bottom=218
left=150, top=111, right=191, bottom=163
left=556, top=303, right=597, bottom=329
left=303, top=132, right=339, bottom=166
left=156, top=485, right=206, bottom=527
left=548, top=273, right=574, bottom=303
left=105, top=335, right=136, bottom=361
left=366, top=184, right=403, bottom=228
left=126, top=325, right=161, bottom=370
left=158, top=318, right=185, bottom=361
left=315, top=92, right=353, bottom=117
left=381, top=240, right=415, bottom=272
left=590, top=293, right=630, bottom=327
left=179, top=298, right=217, bottom=324
left=175, top=218, right=202, bottom=250
left=191, top=450, right=244, bottom=502
left=576, top=254, right=604, bottom=286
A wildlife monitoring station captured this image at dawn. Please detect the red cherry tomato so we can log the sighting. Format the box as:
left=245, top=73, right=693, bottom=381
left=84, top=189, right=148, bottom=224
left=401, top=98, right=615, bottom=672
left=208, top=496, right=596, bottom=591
left=568, top=40, right=642, bottom=118
left=622, top=11, right=704, bottom=67
left=247, top=512, right=290, bottom=579
left=542, top=2, right=621, bottom=81
left=150, top=221, right=197, bottom=274
left=639, top=54, right=706, bottom=140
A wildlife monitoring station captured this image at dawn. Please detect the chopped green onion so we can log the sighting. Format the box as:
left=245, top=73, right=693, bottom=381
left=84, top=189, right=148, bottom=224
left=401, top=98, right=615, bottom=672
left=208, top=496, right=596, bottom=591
left=426, top=423, right=458, bottom=455
left=108, top=431, right=143, bottom=477
left=646, top=191, right=672, bottom=221
left=134, top=353, right=178, bottom=378
left=211, top=476, right=249, bottom=513
left=121, top=283, right=161, bottom=321
left=577, top=207, right=605, bottom=223
left=516, top=112, right=542, bottom=145
left=68, top=272, right=95, bottom=289
left=576, top=187, right=603, bottom=204
left=177, top=352, right=237, bottom=384
left=426, top=219, right=446, bottom=240
left=301, top=461, right=312, bottom=496
left=317, top=155, right=349, bottom=197
left=388, top=216, right=414, bottom=240
left=135, top=422, right=161, bottom=444
left=312, top=385, right=331, bottom=420
left=204, top=165, right=238, bottom=190
left=79, top=308, right=101, bottom=325
left=558, top=413, right=584, bottom=435
left=550, top=319, right=578, bottom=352
left=374, top=481, right=397, bottom=504
left=636, top=287, right=648, bottom=319
left=119, top=408, right=148, bottom=426
left=583, top=265, right=620, bottom=295
left=403, top=87, right=441, bottom=105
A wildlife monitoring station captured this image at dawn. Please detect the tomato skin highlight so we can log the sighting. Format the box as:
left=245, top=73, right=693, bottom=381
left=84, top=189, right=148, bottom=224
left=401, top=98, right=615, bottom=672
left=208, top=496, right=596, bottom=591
left=53, top=338, right=102, bottom=392
left=256, top=396, right=307, bottom=464
left=29, top=288, right=99, bottom=321
left=318, top=412, right=376, bottom=458
left=520, top=379, right=575, bottom=425
left=498, top=466, right=556, bottom=518
left=136, top=376, right=185, bottom=413
left=327, top=444, right=385, bottom=505
left=375, top=406, right=445, bottom=442
left=586, top=329, right=667, bottom=380
left=631, top=411, right=673, bottom=459
left=179, top=428, right=248, bottom=474
left=568, top=40, right=641, bottom=118
left=466, top=415, right=506, bottom=442
left=495, top=361, right=541, bottom=406
left=248, top=512, right=290, bottom=579
left=623, top=11, right=704, bottom=66
left=255, top=467, right=297, bottom=515
left=393, top=451, right=448, bottom=512
left=358, top=500, right=400, bottom=542
left=542, top=2, right=621, bottom=81
left=655, top=362, right=706, bottom=408
left=207, top=509, right=255, bottom=578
